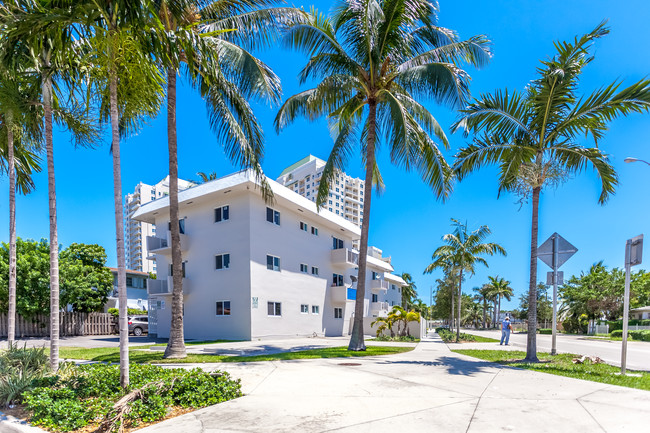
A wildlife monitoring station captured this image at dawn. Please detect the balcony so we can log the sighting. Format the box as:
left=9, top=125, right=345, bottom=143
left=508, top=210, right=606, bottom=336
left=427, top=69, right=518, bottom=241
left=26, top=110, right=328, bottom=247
left=369, top=279, right=389, bottom=293
left=147, top=277, right=189, bottom=296
left=330, top=284, right=356, bottom=303
left=146, top=234, right=188, bottom=256
left=331, top=248, right=359, bottom=267
left=371, top=301, right=389, bottom=313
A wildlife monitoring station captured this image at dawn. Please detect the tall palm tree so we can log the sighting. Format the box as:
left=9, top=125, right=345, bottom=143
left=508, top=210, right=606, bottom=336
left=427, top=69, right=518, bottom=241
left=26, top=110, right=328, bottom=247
left=154, top=0, right=298, bottom=359
left=425, top=218, right=506, bottom=342
left=452, top=22, right=650, bottom=361
left=276, top=0, right=490, bottom=351
left=196, top=171, right=217, bottom=183
left=486, top=275, right=513, bottom=327
left=400, top=272, right=417, bottom=308
left=473, top=284, right=493, bottom=329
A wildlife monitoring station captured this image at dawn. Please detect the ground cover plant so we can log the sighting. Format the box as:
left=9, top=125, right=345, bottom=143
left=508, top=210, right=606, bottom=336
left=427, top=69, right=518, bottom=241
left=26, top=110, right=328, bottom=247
left=0, top=343, right=50, bottom=407
left=56, top=345, right=414, bottom=364
left=373, top=335, right=420, bottom=342
left=453, top=349, right=650, bottom=391
left=436, top=327, right=499, bottom=343
left=22, top=363, right=241, bottom=432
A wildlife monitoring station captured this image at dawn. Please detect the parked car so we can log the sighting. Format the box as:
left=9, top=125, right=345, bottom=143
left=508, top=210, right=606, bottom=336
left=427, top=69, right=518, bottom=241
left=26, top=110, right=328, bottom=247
left=128, top=315, right=149, bottom=336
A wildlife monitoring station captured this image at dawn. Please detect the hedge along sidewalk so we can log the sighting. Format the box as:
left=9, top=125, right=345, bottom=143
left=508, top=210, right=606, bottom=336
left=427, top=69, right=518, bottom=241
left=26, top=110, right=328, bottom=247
left=56, top=345, right=415, bottom=364
left=453, top=349, right=650, bottom=392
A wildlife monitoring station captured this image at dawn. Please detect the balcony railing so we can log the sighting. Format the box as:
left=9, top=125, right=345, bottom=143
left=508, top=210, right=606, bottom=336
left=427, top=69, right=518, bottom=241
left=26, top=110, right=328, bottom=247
left=369, top=279, right=389, bottom=292
left=371, top=301, right=389, bottom=312
left=146, top=234, right=188, bottom=255
left=330, top=284, right=355, bottom=303
left=147, top=277, right=188, bottom=295
left=331, top=248, right=359, bottom=267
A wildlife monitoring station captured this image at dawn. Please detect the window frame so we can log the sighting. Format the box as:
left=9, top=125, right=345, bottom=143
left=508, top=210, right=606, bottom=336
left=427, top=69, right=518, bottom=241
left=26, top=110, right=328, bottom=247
left=215, top=253, right=231, bottom=270
left=267, top=301, right=282, bottom=317
left=334, top=307, right=343, bottom=319
left=216, top=300, right=231, bottom=316
left=266, top=207, right=281, bottom=225
left=214, top=205, right=230, bottom=223
left=300, top=304, right=309, bottom=314
left=311, top=305, right=319, bottom=315
left=266, top=255, right=281, bottom=272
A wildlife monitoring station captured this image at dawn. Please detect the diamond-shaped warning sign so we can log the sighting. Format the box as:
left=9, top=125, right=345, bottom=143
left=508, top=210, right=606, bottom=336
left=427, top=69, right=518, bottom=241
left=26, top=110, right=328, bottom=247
left=538, top=233, right=577, bottom=270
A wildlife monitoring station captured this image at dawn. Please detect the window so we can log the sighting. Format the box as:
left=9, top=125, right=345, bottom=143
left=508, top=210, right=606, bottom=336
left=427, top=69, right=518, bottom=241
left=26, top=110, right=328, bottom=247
left=268, top=302, right=282, bottom=316
left=216, top=301, right=231, bottom=316
left=267, top=255, right=281, bottom=271
left=311, top=266, right=319, bottom=275
left=391, top=284, right=396, bottom=290
left=336, top=210, right=340, bottom=215
left=300, top=304, right=308, bottom=314
left=312, top=305, right=319, bottom=314
left=336, top=203, right=339, bottom=207
left=306, top=192, right=310, bottom=196
left=332, top=237, right=344, bottom=250
left=332, top=273, right=344, bottom=286
left=168, top=218, right=186, bottom=234
left=372, top=271, right=381, bottom=280
left=266, top=207, right=280, bottom=225
left=300, top=263, right=308, bottom=273
left=300, top=221, right=308, bottom=231
left=336, top=188, right=339, bottom=192
left=334, top=308, right=343, bottom=319
left=214, top=205, right=230, bottom=223
left=372, top=294, right=378, bottom=302
left=329, top=200, right=332, bottom=205
left=126, top=277, right=133, bottom=286
left=311, top=227, right=318, bottom=236
left=215, top=254, right=231, bottom=270
left=329, top=207, right=332, bottom=211
left=169, top=262, right=186, bottom=277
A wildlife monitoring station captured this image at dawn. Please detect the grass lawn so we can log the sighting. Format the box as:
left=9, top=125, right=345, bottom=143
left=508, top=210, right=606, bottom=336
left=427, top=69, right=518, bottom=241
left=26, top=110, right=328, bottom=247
left=58, top=345, right=414, bottom=364
left=151, top=339, right=240, bottom=347
left=453, top=349, right=650, bottom=391
left=471, top=335, right=500, bottom=343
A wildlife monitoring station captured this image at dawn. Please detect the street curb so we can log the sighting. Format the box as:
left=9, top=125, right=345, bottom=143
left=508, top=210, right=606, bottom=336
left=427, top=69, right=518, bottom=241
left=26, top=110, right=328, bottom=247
left=0, top=411, right=47, bottom=433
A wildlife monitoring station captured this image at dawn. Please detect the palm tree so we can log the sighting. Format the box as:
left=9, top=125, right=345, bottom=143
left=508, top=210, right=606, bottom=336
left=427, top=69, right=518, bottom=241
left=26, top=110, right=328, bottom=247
left=473, top=284, right=493, bottom=329
left=400, top=272, right=417, bottom=308
left=196, top=171, right=217, bottom=183
left=425, top=219, right=506, bottom=342
left=463, top=301, right=482, bottom=328
left=486, top=275, right=513, bottom=327
left=276, top=0, right=491, bottom=351
left=451, top=22, right=650, bottom=361
left=154, top=0, right=299, bottom=359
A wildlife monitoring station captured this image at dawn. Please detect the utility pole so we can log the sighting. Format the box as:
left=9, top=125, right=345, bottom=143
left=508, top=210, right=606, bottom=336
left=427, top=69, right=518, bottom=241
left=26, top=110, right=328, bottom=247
left=621, top=234, right=643, bottom=375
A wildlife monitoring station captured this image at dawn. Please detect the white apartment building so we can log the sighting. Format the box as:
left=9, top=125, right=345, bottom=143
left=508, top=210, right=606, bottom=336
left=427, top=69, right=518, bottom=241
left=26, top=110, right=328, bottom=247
left=133, top=171, right=406, bottom=341
left=124, top=176, right=194, bottom=273
left=276, top=155, right=365, bottom=229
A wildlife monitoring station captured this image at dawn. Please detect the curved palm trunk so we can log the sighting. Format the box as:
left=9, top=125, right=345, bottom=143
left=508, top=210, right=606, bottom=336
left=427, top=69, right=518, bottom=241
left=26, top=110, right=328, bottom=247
left=456, top=269, right=463, bottom=342
left=525, top=186, right=541, bottom=362
left=7, top=111, right=16, bottom=344
left=164, top=68, right=186, bottom=359
left=348, top=100, right=378, bottom=351
left=109, top=58, right=129, bottom=388
left=482, top=298, right=487, bottom=329
left=44, top=71, right=59, bottom=372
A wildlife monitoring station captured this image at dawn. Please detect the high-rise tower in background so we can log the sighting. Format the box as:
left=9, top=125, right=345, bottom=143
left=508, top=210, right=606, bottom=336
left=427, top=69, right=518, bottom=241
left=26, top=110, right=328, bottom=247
left=124, top=175, right=194, bottom=273
left=276, top=155, right=365, bottom=228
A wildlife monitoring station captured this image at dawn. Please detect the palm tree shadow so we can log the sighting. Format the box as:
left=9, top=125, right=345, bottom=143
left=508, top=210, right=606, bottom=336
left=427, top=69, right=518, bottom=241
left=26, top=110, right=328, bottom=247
left=377, top=356, right=498, bottom=376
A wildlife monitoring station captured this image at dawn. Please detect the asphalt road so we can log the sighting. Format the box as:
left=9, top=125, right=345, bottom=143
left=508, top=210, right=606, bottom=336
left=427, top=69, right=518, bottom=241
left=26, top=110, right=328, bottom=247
left=461, top=329, right=650, bottom=371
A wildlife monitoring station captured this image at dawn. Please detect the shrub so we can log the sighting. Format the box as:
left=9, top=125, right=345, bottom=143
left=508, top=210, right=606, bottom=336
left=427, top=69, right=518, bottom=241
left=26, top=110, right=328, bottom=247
left=23, top=363, right=242, bottom=432
left=538, top=329, right=552, bottom=334
left=375, top=335, right=418, bottom=342
left=107, top=307, right=147, bottom=317
left=436, top=328, right=476, bottom=343
left=0, top=344, right=49, bottom=407
left=606, top=319, right=650, bottom=332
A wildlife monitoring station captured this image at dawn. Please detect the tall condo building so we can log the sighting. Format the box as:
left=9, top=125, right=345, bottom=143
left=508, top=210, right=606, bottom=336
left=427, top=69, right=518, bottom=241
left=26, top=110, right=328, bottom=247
left=276, top=155, right=365, bottom=229
left=124, top=175, right=194, bottom=273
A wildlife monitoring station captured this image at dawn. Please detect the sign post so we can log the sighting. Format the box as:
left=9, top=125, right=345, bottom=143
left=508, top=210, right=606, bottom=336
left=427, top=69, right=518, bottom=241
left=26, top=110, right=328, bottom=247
left=538, top=233, right=578, bottom=356
left=621, top=234, right=643, bottom=375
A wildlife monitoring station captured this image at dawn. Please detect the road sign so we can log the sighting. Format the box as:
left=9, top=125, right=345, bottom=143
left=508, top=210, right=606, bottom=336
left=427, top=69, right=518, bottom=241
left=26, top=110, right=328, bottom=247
left=621, top=234, right=644, bottom=375
left=546, top=271, right=563, bottom=285
left=628, top=235, right=643, bottom=266
left=538, top=233, right=578, bottom=269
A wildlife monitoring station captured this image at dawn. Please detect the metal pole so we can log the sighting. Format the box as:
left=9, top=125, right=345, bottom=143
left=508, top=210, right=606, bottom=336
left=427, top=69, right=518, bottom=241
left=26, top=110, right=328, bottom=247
left=551, top=234, right=558, bottom=355
left=621, top=240, right=632, bottom=375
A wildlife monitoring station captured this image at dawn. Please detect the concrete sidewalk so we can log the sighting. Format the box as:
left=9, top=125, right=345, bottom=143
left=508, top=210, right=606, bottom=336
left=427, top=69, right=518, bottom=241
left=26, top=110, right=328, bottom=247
left=138, top=335, right=650, bottom=433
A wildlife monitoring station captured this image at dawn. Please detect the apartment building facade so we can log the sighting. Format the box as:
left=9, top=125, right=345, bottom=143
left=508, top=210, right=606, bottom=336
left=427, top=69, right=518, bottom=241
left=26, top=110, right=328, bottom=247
left=104, top=268, right=149, bottom=312
left=133, top=171, right=405, bottom=341
left=124, top=176, right=194, bottom=273
left=276, top=155, right=365, bottom=229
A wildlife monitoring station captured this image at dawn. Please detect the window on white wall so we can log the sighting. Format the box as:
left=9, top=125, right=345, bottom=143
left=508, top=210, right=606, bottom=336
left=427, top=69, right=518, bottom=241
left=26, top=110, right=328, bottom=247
left=372, top=271, right=381, bottom=280
left=214, top=205, right=230, bottom=223
left=215, top=254, right=230, bottom=270
left=312, top=305, right=319, bottom=314
left=267, top=255, right=281, bottom=271
left=372, top=294, right=378, bottom=302
left=266, top=207, right=280, bottom=225
left=300, top=304, right=308, bottom=314
left=216, top=301, right=231, bottom=316
left=311, top=227, right=318, bottom=236
left=268, top=302, right=282, bottom=316
left=311, top=266, right=319, bottom=276
left=299, top=221, right=308, bottom=231
left=334, top=308, right=343, bottom=319
left=332, top=273, right=344, bottom=286
left=300, top=264, right=308, bottom=273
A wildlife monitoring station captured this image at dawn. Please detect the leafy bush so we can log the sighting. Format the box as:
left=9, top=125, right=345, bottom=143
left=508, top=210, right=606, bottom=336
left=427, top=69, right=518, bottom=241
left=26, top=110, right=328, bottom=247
left=436, top=328, right=476, bottom=343
left=107, top=307, right=147, bottom=317
left=606, top=319, right=650, bottom=332
left=375, top=335, right=418, bottom=342
left=23, top=363, right=242, bottom=432
left=0, top=344, right=49, bottom=407
left=629, top=330, right=650, bottom=341
left=539, top=329, right=552, bottom=334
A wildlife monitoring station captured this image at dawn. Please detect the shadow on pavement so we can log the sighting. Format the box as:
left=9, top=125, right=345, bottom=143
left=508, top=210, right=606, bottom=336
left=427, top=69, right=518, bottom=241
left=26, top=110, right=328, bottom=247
left=194, top=344, right=336, bottom=356
left=377, top=356, right=497, bottom=376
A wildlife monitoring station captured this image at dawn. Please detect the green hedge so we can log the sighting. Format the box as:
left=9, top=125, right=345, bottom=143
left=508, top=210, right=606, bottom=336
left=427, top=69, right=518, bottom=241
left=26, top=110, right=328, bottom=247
left=606, top=319, right=650, bottom=332
left=610, top=329, right=650, bottom=341
left=436, top=328, right=476, bottom=343
left=538, top=329, right=552, bottom=334
left=107, top=307, right=147, bottom=317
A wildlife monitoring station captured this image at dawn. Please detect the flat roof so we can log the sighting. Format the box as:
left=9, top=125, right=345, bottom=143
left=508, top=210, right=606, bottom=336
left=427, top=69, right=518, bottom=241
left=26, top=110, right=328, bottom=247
left=279, top=155, right=317, bottom=176
left=107, top=267, right=149, bottom=277
left=384, top=273, right=406, bottom=285
left=133, top=171, right=361, bottom=238
left=367, top=255, right=394, bottom=272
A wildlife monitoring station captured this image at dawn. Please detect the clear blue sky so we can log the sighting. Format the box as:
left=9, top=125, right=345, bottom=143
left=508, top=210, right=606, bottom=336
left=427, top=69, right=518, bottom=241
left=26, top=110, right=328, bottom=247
left=2, top=0, right=649, bottom=310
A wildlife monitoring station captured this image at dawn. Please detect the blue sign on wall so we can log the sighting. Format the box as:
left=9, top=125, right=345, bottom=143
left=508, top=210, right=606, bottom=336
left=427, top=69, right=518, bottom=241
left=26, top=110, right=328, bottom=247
left=347, top=288, right=356, bottom=301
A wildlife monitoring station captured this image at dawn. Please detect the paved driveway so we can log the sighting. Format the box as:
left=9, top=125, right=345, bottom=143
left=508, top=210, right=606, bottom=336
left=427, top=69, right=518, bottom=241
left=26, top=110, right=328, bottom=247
left=138, top=335, right=650, bottom=433
left=460, top=329, right=650, bottom=371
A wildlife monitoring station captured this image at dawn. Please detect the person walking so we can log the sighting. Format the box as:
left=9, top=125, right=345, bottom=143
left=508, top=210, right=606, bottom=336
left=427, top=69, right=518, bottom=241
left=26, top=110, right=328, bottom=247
left=500, top=316, right=512, bottom=345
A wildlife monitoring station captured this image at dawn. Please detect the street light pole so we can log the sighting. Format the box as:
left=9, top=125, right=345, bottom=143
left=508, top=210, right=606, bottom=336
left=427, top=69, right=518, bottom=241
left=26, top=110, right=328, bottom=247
left=624, top=157, right=650, bottom=166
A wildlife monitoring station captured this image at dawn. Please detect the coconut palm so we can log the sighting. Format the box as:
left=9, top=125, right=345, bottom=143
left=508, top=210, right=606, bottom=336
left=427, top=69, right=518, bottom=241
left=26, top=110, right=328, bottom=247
left=425, top=219, right=506, bottom=342
left=486, top=275, right=513, bottom=327
left=276, top=0, right=491, bottom=351
left=153, top=0, right=299, bottom=359
left=473, top=284, right=493, bottom=329
left=196, top=171, right=217, bottom=183
left=451, top=22, right=650, bottom=361
left=400, top=272, right=417, bottom=308
left=463, top=301, right=482, bottom=328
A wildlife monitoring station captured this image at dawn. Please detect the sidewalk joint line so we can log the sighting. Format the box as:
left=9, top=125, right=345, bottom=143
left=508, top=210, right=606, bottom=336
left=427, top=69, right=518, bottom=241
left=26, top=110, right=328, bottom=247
left=465, top=369, right=501, bottom=433
left=576, top=399, right=607, bottom=433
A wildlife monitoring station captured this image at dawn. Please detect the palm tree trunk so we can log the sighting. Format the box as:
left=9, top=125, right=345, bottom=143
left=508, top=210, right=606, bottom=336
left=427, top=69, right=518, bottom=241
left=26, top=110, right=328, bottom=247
left=450, top=282, right=454, bottom=331
left=164, top=67, right=186, bottom=359
left=525, top=186, right=541, bottom=362
left=456, top=269, right=463, bottom=342
left=109, top=54, right=129, bottom=388
left=497, top=296, right=501, bottom=325
left=482, top=299, right=487, bottom=329
left=44, top=70, right=59, bottom=372
left=348, top=100, right=378, bottom=351
left=7, top=111, right=16, bottom=344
